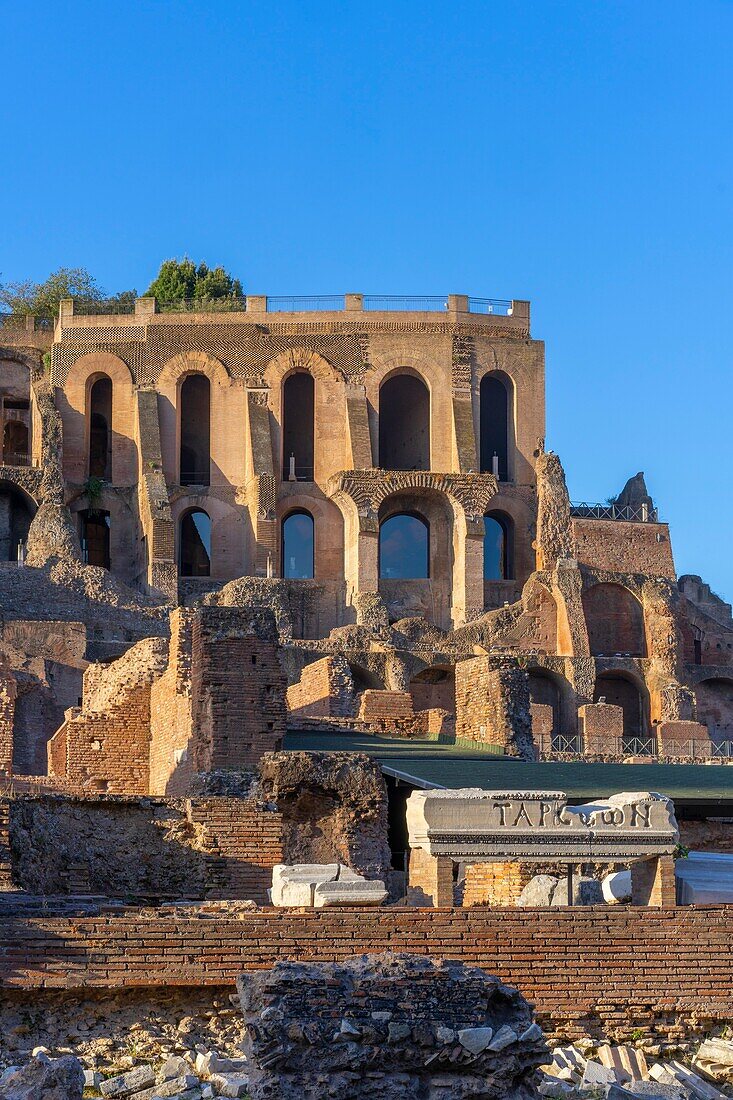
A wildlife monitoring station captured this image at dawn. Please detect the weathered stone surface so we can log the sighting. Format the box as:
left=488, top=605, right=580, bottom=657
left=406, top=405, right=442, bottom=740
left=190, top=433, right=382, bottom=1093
left=517, top=875, right=558, bottom=907
left=406, top=789, right=679, bottom=863
left=236, top=952, right=548, bottom=1098
left=100, top=1063, right=155, bottom=1096
left=0, top=1054, right=85, bottom=1099
left=313, top=879, right=388, bottom=907
left=602, top=869, right=633, bottom=904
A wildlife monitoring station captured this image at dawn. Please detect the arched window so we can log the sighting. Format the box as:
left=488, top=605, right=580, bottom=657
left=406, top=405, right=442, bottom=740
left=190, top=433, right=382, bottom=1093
left=88, top=375, right=112, bottom=480
left=582, top=583, right=646, bottom=657
left=282, top=372, right=314, bottom=481
left=180, top=375, right=211, bottom=485
left=594, top=672, right=649, bottom=750
left=80, top=509, right=111, bottom=570
left=3, top=420, right=28, bottom=466
left=179, top=509, right=211, bottom=576
left=282, top=510, right=314, bottom=578
left=378, top=374, right=430, bottom=471
left=379, top=513, right=429, bottom=579
left=480, top=372, right=512, bottom=481
left=483, top=512, right=513, bottom=580
left=0, top=484, right=35, bottom=561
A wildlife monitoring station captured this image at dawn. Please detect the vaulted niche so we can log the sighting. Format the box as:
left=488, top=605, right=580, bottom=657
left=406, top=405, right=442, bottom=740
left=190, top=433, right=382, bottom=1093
left=379, top=513, right=429, bottom=579
left=480, top=372, right=512, bottom=481
left=179, top=508, right=211, bottom=576
left=88, top=375, right=112, bottom=480
left=282, top=372, right=315, bottom=481
left=180, top=374, right=211, bottom=485
left=379, top=374, right=430, bottom=471
left=282, top=510, right=314, bottom=579
left=80, top=509, right=111, bottom=570
left=483, top=512, right=513, bottom=580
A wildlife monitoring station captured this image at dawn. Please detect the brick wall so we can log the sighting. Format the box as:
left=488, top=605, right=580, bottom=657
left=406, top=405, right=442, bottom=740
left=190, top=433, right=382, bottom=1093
left=0, top=675, right=16, bottom=775
left=187, top=800, right=283, bottom=903
left=573, top=519, right=675, bottom=579
left=286, top=655, right=354, bottom=720
left=455, top=656, right=532, bottom=756
left=463, top=861, right=533, bottom=906
left=190, top=609, right=287, bottom=771
left=2, top=906, right=731, bottom=1042
left=357, top=690, right=413, bottom=722
left=149, top=610, right=194, bottom=796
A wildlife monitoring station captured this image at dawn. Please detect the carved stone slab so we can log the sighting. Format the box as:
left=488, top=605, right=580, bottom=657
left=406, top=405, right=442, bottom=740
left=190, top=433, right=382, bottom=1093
left=406, top=789, right=678, bottom=863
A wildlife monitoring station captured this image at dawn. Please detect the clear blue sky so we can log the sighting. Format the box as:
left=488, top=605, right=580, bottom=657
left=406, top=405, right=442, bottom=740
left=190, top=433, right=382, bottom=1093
left=2, top=1, right=732, bottom=599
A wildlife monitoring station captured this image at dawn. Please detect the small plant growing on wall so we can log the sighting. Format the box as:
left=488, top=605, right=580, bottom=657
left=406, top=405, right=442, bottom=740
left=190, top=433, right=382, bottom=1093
left=83, top=475, right=104, bottom=514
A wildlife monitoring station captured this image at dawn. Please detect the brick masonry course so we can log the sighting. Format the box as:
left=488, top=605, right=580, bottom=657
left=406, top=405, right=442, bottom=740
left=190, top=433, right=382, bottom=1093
left=0, top=905, right=731, bottom=1042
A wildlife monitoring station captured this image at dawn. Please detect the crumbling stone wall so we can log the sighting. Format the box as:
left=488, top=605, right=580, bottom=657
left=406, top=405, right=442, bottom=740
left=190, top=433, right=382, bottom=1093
left=47, top=637, right=169, bottom=794
left=454, top=656, right=534, bottom=758
left=286, top=654, right=354, bottom=720
left=237, top=953, right=548, bottom=1099
left=258, top=751, right=391, bottom=876
left=6, top=794, right=283, bottom=902
left=534, top=449, right=574, bottom=571
left=149, top=608, right=195, bottom=795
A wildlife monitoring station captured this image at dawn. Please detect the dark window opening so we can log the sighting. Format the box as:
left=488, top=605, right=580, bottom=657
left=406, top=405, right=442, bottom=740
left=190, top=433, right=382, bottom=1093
left=282, top=372, right=314, bottom=481
left=88, top=376, right=112, bottom=480
left=2, top=420, right=29, bottom=466
left=379, top=513, right=429, bottom=579
left=282, top=510, right=314, bottom=579
left=694, top=638, right=703, bottom=665
left=480, top=373, right=511, bottom=481
left=483, top=512, right=513, bottom=580
left=180, top=375, right=211, bottom=485
left=80, top=509, right=111, bottom=570
left=179, top=509, right=211, bottom=576
left=0, top=486, right=35, bottom=561
left=379, top=374, right=430, bottom=471
left=594, top=673, right=648, bottom=749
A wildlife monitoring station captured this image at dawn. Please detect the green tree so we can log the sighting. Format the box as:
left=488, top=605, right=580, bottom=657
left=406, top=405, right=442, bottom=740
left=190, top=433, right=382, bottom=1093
left=145, top=258, right=243, bottom=304
left=0, top=267, right=105, bottom=319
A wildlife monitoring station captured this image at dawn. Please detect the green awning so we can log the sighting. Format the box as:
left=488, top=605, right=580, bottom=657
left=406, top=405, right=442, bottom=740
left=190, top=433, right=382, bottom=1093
left=284, top=729, right=733, bottom=808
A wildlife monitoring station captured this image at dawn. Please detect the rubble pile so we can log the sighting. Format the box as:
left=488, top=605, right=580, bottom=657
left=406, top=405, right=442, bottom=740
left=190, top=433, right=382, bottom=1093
left=540, top=1038, right=733, bottom=1098
left=236, top=952, right=549, bottom=1098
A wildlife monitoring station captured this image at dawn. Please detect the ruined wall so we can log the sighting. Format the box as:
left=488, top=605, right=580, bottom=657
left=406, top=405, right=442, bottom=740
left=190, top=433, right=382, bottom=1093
left=454, top=656, right=533, bottom=757
left=258, top=751, right=391, bottom=876
left=190, top=608, right=287, bottom=772
left=4, top=906, right=732, bottom=1045
left=47, top=637, right=169, bottom=794
left=149, top=609, right=194, bottom=795
left=0, top=675, right=16, bottom=775
left=5, top=795, right=283, bottom=903
left=286, top=655, right=354, bottom=720
left=573, top=519, right=675, bottom=578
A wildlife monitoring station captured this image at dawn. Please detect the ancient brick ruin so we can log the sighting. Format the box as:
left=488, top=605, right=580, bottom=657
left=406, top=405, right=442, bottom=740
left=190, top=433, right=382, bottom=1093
left=0, top=296, right=731, bottom=1096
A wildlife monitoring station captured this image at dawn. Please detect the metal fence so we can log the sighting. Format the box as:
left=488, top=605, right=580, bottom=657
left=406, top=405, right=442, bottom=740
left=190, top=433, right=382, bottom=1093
left=0, top=451, right=31, bottom=467
left=468, top=297, right=513, bottom=316
left=550, top=734, right=583, bottom=754
left=157, top=298, right=248, bottom=314
left=362, top=295, right=448, bottom=312
left=71, top=299, right=137, bottom=316
left=266, top=295, right=345, bottom=312
left=570, top=502, right=659, bottom=523
left=0, top=313, right=54, bottom=331
left=542, top=733, right=733, bottom=761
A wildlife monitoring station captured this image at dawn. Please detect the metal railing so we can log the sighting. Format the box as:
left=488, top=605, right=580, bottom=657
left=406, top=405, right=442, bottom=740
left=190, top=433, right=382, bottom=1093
left=570, top=502, right=658, bottom=523
left=0, top=313, right=54, bottom=331
left=0, top=451, right=30, bottom=467
left=71, top=299, right=136, bottom=316
left=551, top=734, right=583, bottom=754
left=282, top=465, right=315, bottom=482
left=468, top=297, right=513, bottom=316
left=622, top=734, right=657, bottom=756
left=158, top=297, right=248, bottom=314
left=267, top=295, right=344, bottom=312
left=363, top=295, right=448, bottom=311
left=179, top=470, right=211, bottom=486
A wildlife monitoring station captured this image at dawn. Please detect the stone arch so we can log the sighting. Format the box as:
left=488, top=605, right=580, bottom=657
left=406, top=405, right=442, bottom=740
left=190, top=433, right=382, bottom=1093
left=276, top=492, right=344, bottom=583
left=281, top=371, right=314, bottom=481
left=87, top=373, right=113, bottom=479
left=378, top=371, right=431, bottom=471
left=264, top=350, right=345, bottom=482
left=171, top=491, right=248, bottom=581
left=594, top=670, right=650, bottom=744
left=178, top=507, right=211, bottom=577
left=483, top=509, right=514, bottom=580
left=158, top=351, right=242, bottom=488
left=281, top=508, right=315, bottom=579
left=479, top=369, right=515, bottom=481
left=694, top=677, right=733, bottom=739
left=409, top=664, right=455, bottom=713
left=528, top=667, right=572, bottom=741
left=583, top=582, right=647, bottom=657
left=0, top=479, right=37, bottom=560
left=179, top=373, right=211, bottom=485
left=60, top=352, right=136, bottom=485
left=377, top=488, right=453, bottom=627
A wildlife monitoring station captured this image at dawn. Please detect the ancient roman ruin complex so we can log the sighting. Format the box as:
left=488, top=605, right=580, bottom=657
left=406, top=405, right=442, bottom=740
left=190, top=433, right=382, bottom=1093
left=0, top=294, right=732, bottom=1092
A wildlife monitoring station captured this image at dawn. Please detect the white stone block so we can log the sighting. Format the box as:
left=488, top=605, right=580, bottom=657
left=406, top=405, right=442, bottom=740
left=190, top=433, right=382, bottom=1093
left=313, top=879, right=388, bottom=907
left=602, top=869, right=632, bottom=904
